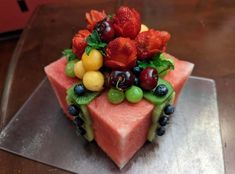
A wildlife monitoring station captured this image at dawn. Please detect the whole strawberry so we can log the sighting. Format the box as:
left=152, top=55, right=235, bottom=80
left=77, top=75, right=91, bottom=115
left=105, top=37, right=137, bottom=70
left=72, top=29, right=91, bottom=58
left=113, top=6, right=141, bottom=39
left=86, top=10, right=107, bottom=31
left=135, top=29, right=171, bottom=60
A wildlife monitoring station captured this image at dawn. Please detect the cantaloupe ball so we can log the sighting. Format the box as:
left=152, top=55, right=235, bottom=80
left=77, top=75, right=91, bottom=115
left=74, top=60, right=86, bottom=79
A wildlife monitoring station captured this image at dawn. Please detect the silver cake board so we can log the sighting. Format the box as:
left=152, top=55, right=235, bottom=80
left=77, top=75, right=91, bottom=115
left=0, top=76, right=225, bottom=174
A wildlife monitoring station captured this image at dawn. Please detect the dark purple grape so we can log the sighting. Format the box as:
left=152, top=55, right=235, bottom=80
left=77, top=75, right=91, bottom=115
left=109, top=71, right=135, bottom=90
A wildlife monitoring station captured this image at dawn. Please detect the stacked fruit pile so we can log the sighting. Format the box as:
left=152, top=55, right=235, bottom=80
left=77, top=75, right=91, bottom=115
left=63, top=6, right=176, bottom=141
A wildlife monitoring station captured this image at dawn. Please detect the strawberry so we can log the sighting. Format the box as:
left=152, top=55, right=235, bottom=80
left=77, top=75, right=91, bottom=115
left=72, top=29, right=91, bottom=58
left=113, top=6, right=141, bottom=39
left=135, top=29, right=171, bottom=60
left=86, top=10, right=107, bottom=31
left=105, top=37, right=137, bottom=70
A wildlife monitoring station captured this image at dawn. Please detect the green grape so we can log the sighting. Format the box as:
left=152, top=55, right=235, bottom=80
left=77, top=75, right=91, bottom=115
left=107, top=88, right=125, bottom=104
left=65, top=60, right=76, bottom=77
left=125, top=86, right=143, bottom=103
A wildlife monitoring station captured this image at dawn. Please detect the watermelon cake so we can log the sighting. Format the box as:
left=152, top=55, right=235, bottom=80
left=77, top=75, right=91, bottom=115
left=44, top=6, right=194, bottom=169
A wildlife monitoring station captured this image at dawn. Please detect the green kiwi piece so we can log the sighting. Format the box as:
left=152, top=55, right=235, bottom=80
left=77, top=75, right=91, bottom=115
left=143, top=78, right=173, bottom=105
left=80, top=105, right=92, bottom=125
left=82, top=123, right=94, bottom=142
left=66, top=85, right=100, bottom=105
left=147, top=124, right=159, bottom=142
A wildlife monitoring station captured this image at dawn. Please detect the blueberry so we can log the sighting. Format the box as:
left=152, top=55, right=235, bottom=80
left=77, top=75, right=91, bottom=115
left=78, top=127, right=86, bottom=136
left=154, top=84, right=168, bottom=96
left=75, top=117, right=84, bottom=126
left=133, top=66, right=142, bottom=75
left=156, top=127, right=165, bottom=136
left=74, top=84, right=85, bottom=96
left=159, top=116, right=169, bottom=126
left=68, top=104, right=80, bottom=116
left=164, top=104, right=175, bottom=115
left=134, top=77, right=140, bottom=86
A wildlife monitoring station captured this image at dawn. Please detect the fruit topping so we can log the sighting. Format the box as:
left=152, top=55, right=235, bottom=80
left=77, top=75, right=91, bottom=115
left=65, top=60, right=77, bottom=77
left=154, top=84, right=168, bottom=97
left=85, top=10, right=107, bottom=31
left=159, top=116, right=169, bottom=126
left=67, top=86, right=100, bottom=105
left=140, top=67, right=158, bottom=90
left=74, top=60, right=86, bottom=79
left=78, top=127, right=86, bottom=136
left=94, top=18, right=115, bottom=42
left=125, top=86, right=143, bottom=103
left=132, top=66, right=142, bottom=75
left=140, top=24, right=149, bottom=33
left=74, top=84, right=86, bottom=96
left=143, top=78, right=173, bottom=105
left=107, top=88, right=125, bottom=104
left=105, top=37, right=137, bottom=70
left=164, top=104, right=175, bottom=115
left=72, top=30, right=91, bottom=58
left=109, top=70, right=135, bottom=90
left=147, top=124, right=158, bottom=142
left=83, top=71, right=104, bottom=91
left=135, top=29, right=171, bottom=60
left=113, top=6, right=141, bottom=39
left=134, top=77, right=140, bottom=86
left=82, top=49, right=103, bottom=71
left=156, top=127, right=165, bottom=136
left=74, top=116, right=84, bottom=127
left=68, top=104, right=80, bottom=116
left=85, top=30, right=107, bottom=56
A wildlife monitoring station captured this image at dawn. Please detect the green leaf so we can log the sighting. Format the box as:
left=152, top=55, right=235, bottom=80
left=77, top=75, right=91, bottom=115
left=85, top=46, right=92, bottom=55
left=85, top=30, right=107, bottom=55
left=137, top=53, right=175, bottom=76
left=62, top=48, right=77, bottom=61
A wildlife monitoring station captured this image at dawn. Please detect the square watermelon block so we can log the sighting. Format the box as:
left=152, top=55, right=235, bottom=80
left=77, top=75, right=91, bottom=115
left=44, top=54, right=194, bottom=168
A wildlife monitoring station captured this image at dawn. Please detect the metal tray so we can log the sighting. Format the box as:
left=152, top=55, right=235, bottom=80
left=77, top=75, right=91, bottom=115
left=0, top=76, right=224, bottom=174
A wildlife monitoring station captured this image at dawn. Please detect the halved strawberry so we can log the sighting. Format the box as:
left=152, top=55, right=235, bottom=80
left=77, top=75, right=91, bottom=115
left=86, top=10, right=107, bottom=31
left=113, top=6, right=141, bottom=39
left=135, top=29, right=171, bottom=60
left=72, top=29, right=91, bottom=58
left=105, top=37, right=137, bottom=70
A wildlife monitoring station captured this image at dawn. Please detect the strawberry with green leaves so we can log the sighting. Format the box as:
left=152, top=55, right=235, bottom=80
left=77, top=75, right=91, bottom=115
left=72, top=29, right=91, bottom=58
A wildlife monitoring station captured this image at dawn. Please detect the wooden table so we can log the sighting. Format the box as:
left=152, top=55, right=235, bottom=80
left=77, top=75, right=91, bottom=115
left=0, top=0, right=235, bottom=173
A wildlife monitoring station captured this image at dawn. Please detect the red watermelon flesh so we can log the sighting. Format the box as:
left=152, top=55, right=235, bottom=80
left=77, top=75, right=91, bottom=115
left=88, top=93, right=154, bottom=168
left=44, top=57, right=77, bottom=120
left=44, top=54, right=194, bottom=168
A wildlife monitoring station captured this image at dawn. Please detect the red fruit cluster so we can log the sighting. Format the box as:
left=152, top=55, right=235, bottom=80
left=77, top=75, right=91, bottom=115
left=135, top=29, right=171, bottom=60
left=86, top=10, right=107, bottom=31
left=105, top=37, right=137, bottom=70
left=113, top=6, right=141, bottom=39
left=72, top=29, right=91, bottom=58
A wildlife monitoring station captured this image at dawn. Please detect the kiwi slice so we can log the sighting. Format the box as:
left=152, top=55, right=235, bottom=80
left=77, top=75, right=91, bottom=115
left=169, top=91, right=176, bottom=105
left=80, top=105, right=92, bottom=125
left=152, top=103, right=167, bottom=123
left=152, top=91, right=175, bottom=123
left=67, top=85, right=100, bottom=105
left=147, top=124, right=159, bottom=142
left=82, top=123, right=94, bottom=142
left=144, top=78, right=173, bottom=105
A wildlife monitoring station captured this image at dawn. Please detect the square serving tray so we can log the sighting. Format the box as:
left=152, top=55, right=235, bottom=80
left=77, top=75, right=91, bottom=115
left=0, top=76, right=224, bottom=174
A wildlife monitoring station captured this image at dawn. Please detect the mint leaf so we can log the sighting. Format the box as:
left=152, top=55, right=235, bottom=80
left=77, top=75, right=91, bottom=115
left=137, top=60, right=149, bottom=69
left=85, top=46, right=92, bottom=55
left=62, top=49, right=77, bottom=61
left=85, top=30, right=107, bottom=55
left=137, top=53, right=175, bottom=77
